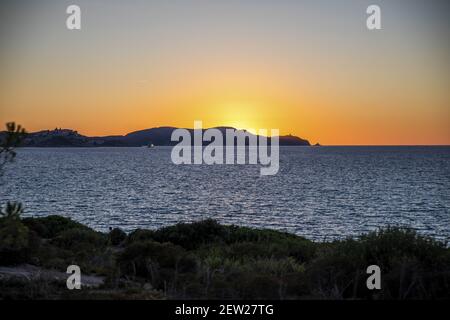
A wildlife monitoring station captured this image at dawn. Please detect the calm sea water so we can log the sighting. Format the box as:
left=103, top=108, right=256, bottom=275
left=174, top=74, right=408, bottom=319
left=1, top=147, right=449, bottom=242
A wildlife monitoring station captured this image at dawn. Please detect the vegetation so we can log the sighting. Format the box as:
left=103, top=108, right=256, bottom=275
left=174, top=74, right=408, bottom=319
left=0, top=215, right=449, bottom=300
left=0, top=125, right=30, bottom=266
left=0, top=122, right=26, bottom=173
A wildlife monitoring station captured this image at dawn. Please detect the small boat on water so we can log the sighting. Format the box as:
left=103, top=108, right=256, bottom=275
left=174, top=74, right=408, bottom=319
left=148, top=143, right=155, bottom=148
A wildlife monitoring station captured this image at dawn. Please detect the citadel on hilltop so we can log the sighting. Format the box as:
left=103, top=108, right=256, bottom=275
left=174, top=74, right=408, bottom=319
left=37, top=128, right=79, bottom=137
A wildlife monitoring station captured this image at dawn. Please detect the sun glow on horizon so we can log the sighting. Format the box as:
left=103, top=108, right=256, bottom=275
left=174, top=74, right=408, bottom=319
left=212, top=102, right=266, bottom=134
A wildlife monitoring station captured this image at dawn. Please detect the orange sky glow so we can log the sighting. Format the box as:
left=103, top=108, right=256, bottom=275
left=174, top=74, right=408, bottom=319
left=0, top=0, right=448, bottom=145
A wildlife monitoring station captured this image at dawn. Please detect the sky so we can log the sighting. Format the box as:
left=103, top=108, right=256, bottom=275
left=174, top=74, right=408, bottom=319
left=0, top=0, right=449, bottom=145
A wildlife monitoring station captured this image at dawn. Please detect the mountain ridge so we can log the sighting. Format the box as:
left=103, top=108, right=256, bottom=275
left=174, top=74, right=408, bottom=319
left=4, top=127, right=312, bottom=147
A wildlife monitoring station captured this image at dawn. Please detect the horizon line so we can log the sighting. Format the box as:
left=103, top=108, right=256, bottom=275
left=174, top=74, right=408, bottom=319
left=4, top=124, right=449, bottom=147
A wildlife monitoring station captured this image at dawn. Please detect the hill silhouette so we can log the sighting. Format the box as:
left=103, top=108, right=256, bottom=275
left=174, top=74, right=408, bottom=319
left=5, top=127, right=311, bottom=147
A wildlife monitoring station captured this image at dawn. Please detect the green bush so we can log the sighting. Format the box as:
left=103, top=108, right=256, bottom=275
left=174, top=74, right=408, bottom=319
left=118, top=240, right=196, bottom=291
left=109, top=228, right=126, bottom=246
left=147, top=219, right=315, bottom=257
left=119, top=241, right=188, bottom=273
left=127, top=228, right=156, bottom=244
left=22, top=215, right=89, bottom=239
left=51, top=228, right=107, bottom=252
left=150, top=219, right=227, bottom=250
left=0, top=217, right=32, bottom=265
left=306, top=228, right=450, bottom=299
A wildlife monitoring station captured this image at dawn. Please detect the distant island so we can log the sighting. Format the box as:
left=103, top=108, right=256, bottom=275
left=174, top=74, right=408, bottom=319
left=2, top=127, right=312, bottom=147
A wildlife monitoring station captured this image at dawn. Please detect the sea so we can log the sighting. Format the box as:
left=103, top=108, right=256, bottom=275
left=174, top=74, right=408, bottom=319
left=1, top=146, right=449, bottom=242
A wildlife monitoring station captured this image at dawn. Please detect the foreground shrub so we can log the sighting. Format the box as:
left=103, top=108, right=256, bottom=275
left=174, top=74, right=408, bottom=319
left=0, top=217, right=33, bottom=265
left=22, top=215, right=89, bottom=239
left=109, top=228, right=126, bottom=246
left=126, top=229, right=155, bottom=244
left=51, top=228, right=107, bottom=251
left=1, top=216, right=449, bottom=300
left=149, top=219, right=227, bottom=250
left=0, top=204, right=40, bottom=265
left=118, top=240, right=196, bottom=292
left=306, top=228, right=450, bottom=299
left=140, top=219, right=316, bottom=259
